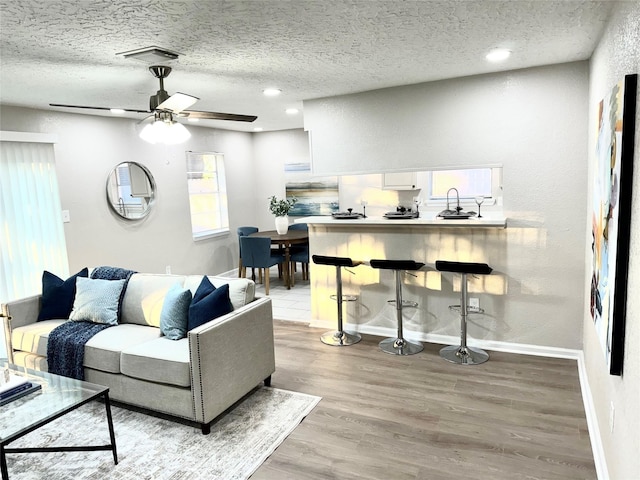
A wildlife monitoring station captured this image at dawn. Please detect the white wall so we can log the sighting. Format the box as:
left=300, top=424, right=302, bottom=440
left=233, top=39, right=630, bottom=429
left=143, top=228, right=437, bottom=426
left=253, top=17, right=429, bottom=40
left=0, top=106, right=256, bottom=276
left=305, top=63, right=589, bottom=176
left=585, top=2, right=640, bottom=478
left=251, top=129, right=314, bottom=230
left=301, top=63, right=590, bottom=351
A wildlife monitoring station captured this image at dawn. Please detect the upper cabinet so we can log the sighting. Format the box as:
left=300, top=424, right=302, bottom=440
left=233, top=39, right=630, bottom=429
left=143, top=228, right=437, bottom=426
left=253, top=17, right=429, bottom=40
left=382, top=172, right=418, bottom=190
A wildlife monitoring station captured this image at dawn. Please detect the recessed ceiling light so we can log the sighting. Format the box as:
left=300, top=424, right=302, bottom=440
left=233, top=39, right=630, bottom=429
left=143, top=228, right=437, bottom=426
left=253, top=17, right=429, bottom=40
left=253, top=127, right=264, bottom=132
left=486, top=48, right=512, bottom=62
left=285, top=108, right=299, bottom=115
left=110, top=108, right=125, bottom=114
left=263, top=88, right=281, bottom=97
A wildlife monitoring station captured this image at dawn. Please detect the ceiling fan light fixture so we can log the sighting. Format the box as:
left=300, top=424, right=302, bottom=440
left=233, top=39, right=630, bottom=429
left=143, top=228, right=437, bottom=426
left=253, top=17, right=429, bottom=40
left=164, top=121, right=191, bottom=145
left=139, top=113, right=191, bottom=145
left=139, top=123, right=158, bottom=144
left=117, top=46, right=180, bottom=63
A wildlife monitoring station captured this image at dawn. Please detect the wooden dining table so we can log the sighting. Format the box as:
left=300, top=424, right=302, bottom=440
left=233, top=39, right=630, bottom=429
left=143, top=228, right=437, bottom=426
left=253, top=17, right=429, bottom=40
left=248, top=229, right=309, bottom=289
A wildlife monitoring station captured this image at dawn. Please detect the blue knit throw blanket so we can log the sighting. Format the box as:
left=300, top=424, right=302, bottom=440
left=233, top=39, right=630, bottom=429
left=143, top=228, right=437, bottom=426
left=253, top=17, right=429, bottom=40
left=47, top=321, right=110, bottom=380
left=47, top=266, right=136, bottom=380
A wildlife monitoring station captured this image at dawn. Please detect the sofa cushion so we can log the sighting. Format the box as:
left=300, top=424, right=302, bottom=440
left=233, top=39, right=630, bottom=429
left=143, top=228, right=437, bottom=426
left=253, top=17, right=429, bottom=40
left=69, top=277, right=126, bottom=325
left=12, top=320, right=66, bottom=356
left=37, top=268, right=89, bottom=321
left=84, top=324, right=161, bottom=374
left=160, top=283, right=192, bottom=340
left=188, top=277, right=233, bottom=331
left=121, top=274, right=188, bottom=326
left=184, top=276, right=255, bottom=310
left=120, top=337, right=191, bottom=387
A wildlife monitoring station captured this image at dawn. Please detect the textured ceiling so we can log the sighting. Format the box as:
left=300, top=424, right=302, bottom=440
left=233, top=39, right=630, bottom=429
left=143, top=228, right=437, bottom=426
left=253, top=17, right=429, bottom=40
left=0, top=0, right=614, bottom=132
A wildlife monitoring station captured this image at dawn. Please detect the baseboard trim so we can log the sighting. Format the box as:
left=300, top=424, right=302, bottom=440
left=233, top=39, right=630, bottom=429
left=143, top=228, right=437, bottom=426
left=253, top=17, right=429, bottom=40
left=307, top=319, right=583, bottom=359
left=576, top=351, right=608, bottom=480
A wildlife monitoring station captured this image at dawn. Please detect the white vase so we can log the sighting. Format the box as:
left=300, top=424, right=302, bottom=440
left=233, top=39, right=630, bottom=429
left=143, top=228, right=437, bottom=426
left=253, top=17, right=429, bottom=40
left=275, top=216, right=289, bottom=234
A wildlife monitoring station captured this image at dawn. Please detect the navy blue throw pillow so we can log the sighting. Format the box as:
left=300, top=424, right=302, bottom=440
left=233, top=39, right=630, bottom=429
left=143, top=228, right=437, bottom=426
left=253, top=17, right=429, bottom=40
left=37, top=268, right=89, bottom=321
left=188, top=276, right=233, bottom=331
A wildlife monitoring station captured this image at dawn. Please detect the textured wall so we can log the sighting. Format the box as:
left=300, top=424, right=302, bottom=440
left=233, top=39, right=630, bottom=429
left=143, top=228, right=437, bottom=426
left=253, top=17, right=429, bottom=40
left=305, top=62, right=589, bottom=176
left=305, top=62, right=589, bottom=350
left=0, top=106, right=255, bottom=276
left=251, top=129, right=314, bottom=231
left=585, top=2, right=640, bottom=478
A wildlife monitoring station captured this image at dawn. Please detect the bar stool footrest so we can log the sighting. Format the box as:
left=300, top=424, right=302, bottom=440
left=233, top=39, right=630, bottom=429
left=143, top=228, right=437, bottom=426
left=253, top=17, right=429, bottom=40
left=330, top=294, right=358, bottom=302
left=448, top=305, right=485, bottom=314
left=440, top=345, right=489, bottom=365
left=388, top=300, right=419, bottom=308
left=321, top=330, right=361, bottom=346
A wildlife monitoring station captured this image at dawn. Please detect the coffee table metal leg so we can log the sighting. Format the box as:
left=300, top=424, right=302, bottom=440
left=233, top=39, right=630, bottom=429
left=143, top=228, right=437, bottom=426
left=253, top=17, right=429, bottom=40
left=1, top=444, right=8, bottom=480
left=103, top=392, right=118, bottom=465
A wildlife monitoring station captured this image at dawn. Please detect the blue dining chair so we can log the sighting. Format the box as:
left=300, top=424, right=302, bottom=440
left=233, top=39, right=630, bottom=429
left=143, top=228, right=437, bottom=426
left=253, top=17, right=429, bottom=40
left=288, top=223, right=309, bottom=284
left=237, top=226, right=258, bottom=278
left=290, top=245, right=309, bottom=285
left=239, top=236, right=285, bottom=295
left=288, top=223, right=308, bottom=231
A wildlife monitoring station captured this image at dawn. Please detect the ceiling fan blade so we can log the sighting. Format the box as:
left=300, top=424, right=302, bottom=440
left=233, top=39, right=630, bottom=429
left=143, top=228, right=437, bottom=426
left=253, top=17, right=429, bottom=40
left=156, top=92, right=199, bottom=114
left=180, top=110, right=258, bottom=122
left=49, top=103, right=151, bottom=114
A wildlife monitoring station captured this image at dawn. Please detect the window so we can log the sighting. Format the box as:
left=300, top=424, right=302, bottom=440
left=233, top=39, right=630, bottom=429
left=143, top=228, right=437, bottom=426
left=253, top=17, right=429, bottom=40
left=427, top=166, right=502, bottom=204
left=0, top=132, right=69, bottom=304
left=186, top=152, right=229, bottom=240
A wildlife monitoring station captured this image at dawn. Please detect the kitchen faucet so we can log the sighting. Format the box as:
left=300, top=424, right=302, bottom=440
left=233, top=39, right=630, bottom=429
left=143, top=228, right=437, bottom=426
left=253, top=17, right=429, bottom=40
left=446, top=188, right=462, bottom=213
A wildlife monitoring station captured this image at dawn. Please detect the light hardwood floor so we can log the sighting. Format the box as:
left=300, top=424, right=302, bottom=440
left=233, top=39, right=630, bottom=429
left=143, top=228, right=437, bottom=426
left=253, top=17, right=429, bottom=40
left=252, top=320, right=596, bottom=480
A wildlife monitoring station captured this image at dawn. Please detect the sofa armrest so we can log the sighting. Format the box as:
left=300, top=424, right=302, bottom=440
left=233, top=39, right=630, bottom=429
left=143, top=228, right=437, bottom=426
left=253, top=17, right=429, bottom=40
left=188, top=296, right=275, bottom=425
left=2, top=294, right=42, bottom=331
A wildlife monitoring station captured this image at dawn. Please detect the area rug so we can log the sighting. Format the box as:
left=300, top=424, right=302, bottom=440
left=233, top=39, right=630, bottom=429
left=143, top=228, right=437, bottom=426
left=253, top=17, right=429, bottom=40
left=6, top=387, right=321, bottom=480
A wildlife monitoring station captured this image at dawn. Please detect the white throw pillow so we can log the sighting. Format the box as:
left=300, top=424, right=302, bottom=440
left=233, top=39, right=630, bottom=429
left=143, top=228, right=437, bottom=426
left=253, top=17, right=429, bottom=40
left=69, top=277, right=126, bottom=325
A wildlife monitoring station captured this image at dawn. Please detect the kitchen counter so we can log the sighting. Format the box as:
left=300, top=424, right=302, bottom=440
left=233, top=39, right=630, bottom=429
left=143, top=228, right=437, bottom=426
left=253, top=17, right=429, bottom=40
left=295, top=213, right=507, bottom=228
left=300, top=211, right=509, bottom=344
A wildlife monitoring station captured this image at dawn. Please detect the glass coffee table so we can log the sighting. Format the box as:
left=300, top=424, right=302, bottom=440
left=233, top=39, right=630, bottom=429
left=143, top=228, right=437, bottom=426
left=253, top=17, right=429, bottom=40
left=0, top=363, right=117, bottom=480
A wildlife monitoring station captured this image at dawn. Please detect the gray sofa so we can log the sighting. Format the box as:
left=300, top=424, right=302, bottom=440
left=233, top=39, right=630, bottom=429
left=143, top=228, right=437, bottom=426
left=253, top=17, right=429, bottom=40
left=2, top=273, right=275, bottom=434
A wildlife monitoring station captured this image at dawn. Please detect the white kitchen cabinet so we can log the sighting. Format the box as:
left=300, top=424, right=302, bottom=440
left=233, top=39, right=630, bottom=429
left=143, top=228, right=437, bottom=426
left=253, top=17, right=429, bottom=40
left=382, top=172, right=418, bottom=190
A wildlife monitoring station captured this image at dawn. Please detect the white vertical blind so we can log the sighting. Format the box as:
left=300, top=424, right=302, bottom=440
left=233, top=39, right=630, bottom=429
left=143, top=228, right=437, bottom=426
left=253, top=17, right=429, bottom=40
left=0, top=136, right=69, bottom=305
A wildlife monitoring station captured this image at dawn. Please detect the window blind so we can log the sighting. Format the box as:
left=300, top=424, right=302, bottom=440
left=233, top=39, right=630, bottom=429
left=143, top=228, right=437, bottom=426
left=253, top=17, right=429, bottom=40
left=0, top=137, right=69, bottom=305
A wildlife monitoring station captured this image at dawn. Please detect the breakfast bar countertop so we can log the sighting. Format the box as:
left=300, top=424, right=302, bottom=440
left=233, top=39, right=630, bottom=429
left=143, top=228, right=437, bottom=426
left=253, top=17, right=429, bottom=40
left=295, top=213, right=507, bottom=228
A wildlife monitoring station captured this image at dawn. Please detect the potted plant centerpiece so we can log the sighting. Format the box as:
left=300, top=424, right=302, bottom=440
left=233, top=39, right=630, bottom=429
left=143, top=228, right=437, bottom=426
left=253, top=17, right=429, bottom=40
left=269, top=195, right=297, bottom=234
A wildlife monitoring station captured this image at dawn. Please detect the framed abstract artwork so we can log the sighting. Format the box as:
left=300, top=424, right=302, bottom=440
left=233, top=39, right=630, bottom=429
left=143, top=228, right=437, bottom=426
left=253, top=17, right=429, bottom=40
left=590, top=73, right=637, bottom=376
left=284, top=162, right=339, bottom=216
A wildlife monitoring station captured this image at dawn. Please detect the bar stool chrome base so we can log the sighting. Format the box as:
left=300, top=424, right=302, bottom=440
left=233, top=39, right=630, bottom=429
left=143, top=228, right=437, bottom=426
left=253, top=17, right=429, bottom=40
left=440, top=345, right=489, bottom=365
left=379, top=337, right=424, bottom=355
left=321, top=293, right=361, bottom=346
left=321, top=330, right=362, bottom=346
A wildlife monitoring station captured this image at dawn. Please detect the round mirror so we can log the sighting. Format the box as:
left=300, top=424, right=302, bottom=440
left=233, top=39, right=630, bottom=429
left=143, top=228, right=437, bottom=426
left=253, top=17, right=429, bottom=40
left=106, top=162, right=156, bottom=220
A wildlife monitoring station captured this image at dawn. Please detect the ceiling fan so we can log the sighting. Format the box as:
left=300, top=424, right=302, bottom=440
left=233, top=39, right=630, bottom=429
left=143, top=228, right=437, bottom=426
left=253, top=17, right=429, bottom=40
left=49, top=65, right=257, bottom=123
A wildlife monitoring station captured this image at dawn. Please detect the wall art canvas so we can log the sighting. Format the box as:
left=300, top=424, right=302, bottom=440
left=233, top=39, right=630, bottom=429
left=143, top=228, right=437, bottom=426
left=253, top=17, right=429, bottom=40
left=590, top=74, right=637, bottom=376
left=285, top=162, right=339, bottom=216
